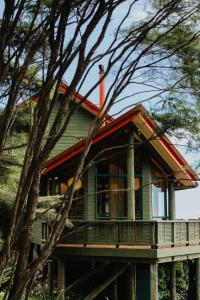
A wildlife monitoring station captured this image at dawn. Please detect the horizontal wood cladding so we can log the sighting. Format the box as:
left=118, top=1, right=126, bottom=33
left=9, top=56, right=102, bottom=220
left=31, top=219, right=43, bottom=245
left=46, top=100, right=94, bottom=159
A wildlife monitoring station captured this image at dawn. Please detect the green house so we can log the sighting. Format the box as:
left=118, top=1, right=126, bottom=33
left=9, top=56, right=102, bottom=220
left=32, top=85, right=199, bottom=300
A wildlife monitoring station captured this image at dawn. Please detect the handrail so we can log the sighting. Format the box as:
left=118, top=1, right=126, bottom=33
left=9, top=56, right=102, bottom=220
left=59, top=220, right=200, bottom=248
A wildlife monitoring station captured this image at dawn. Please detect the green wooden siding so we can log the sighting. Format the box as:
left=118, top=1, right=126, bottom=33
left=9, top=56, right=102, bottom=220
left=31, top=219, right=43, bottom=245
left=46, top=97, right=94, bottom=158
left=84, top=165, right=96, bottom=221
left=142, top=153, right=152, bottom=220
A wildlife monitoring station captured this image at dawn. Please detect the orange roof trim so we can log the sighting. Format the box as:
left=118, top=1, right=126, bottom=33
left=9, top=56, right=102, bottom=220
left=42, top=104, right=199, bottom=188
left=19, top=82, right=113, bottom=121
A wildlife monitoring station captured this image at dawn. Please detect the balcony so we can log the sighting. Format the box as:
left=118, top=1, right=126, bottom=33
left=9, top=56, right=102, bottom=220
left=60, top=220, right=200, bottom=249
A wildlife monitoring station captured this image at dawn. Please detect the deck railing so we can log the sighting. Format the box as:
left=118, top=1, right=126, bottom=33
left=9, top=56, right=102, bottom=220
left=60, top=220, right=200, bottom=248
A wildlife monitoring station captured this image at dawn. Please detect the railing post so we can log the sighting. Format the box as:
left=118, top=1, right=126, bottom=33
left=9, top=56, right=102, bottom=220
left=152, top=222, right=158, bottom=249
left=198, top=222, right=200, bottom=245
left=116, top=222, right=120, bottom=247
left=84, top=222, right=87, bottom=247
left=187, top=222, right=190, bottom=245
left=172, top=222, right=176, bottom=246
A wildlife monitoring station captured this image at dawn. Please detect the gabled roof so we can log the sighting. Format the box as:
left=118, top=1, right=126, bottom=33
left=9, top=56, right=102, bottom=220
left=19, top=81, right=113, bottom=121
left=42, top=104, right=199, bottom=189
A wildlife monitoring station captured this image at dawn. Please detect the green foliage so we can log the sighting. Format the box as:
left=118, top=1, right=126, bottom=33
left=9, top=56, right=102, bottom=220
left=151, top=98, right=200, bottom=151
left=158, top=262, right=189, bottom=300
left=176, top=262, right=189, bottom=300
left=127, top=0, right=200, bottom=157
left=158, top=264, right=170, bottom=300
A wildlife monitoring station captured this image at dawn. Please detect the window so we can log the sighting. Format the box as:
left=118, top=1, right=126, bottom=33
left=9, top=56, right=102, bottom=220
left=48, top=176, right=84, bottom=219
left=96, top=156, right=127, bottom=219
left=151, top=164, right=168, bottom=219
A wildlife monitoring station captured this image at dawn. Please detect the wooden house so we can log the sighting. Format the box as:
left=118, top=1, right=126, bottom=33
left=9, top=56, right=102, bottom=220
left=31, top=81, right=200, bottom=300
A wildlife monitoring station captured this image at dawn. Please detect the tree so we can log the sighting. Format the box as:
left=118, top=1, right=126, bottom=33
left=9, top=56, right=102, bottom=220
left=134, top=0, right=200, bottom=154
left=0, top=0, right=199, bottom=299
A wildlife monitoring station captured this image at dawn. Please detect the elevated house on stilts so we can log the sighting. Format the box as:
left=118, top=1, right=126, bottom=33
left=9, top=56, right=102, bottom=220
left=31, top=76, right=199, bottom=299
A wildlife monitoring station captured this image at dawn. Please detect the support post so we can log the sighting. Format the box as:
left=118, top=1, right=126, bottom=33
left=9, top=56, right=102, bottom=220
left=58, top=259, right=65, bottom=300
left=142, top=154, right=152, bottom=220
left=150, top=263, right=158, bottom=300
left=127, top=133, right=135, bottom=220
left=196, top=258, right=200, bottom=300
left=168, top=180, right=175, bottom=220
left=170, top=262, right=176, bottom=300
left=128, top=264, right=136, bottom=300
left=48, top=261, right=54, bottom=296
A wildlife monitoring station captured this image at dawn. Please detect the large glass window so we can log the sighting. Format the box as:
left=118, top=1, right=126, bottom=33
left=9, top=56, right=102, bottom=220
left=96, top=156, right=127, bottom=219
left=152, top=165, right=168, bottom=219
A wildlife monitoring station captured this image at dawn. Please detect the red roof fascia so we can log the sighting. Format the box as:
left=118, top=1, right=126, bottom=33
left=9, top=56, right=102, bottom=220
left=59, top=82, right=113, bottom=122
left=139, top=109, right=198, bottom=181
left=42, top=108, right=140, bottom=174
left=18, top=82, right=113, bottom=121
left=42, top=104, right=198, bottom=183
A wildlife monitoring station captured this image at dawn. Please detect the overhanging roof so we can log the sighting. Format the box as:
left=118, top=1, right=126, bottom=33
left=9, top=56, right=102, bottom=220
left=19, top=82, right=113, bottom=122
left=42, top=104, right=199, bottom=189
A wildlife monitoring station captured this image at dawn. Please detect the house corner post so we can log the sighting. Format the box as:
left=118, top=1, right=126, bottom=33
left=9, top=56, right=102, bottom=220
left=127, top=133, right=135, bottom=220
left=48, top=260, right=55, bottom=296
left=128, top=263, right=136, bottom=300
left=150, top=263, right=158, bottom=300
left=168, top=179, right=175, bottom=220
left=58, top=259, right=65, bottom=300
left=196, top=258, right=200, bottom=300
left=142, top=153, right=152, bottom=220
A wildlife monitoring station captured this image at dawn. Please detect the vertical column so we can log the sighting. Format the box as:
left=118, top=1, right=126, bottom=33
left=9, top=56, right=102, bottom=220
left=170, top=262, right=176, bottom=300
left=85, top=165, right=96, bottom=220
left=150, top=263, right=158, bottom=300
left=137, top=263, right=157, bottom=300
left=142, top=154, right=152, bottom=220
left=128, top=264, right=136, bottom=300
left=196, top=258, right=200, bottom=300
left=58, top=259, right=65, bottom=300
left=48, top=261, right=54, bottom=296
left=168, top=180, right=175, bottom=220
left=113, top=263, right=118, bottom=300
left=127, top=133, right=135, bottom=220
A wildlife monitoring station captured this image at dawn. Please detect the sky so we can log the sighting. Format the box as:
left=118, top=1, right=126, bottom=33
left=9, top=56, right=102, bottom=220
left=0, top=0, right=199, bottom=219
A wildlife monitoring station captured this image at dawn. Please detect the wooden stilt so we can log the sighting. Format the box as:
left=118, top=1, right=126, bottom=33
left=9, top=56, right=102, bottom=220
left=113, top=263, right=118, bottom=300
left=128, top=264, right=136, bottom=300
left=58, top=259, right=65, bottom=300
left=150, top=263, right=158, bottom=300
left=170, top=262, right=176, bottom=300
left=48, top=261, right=54, bottom=296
